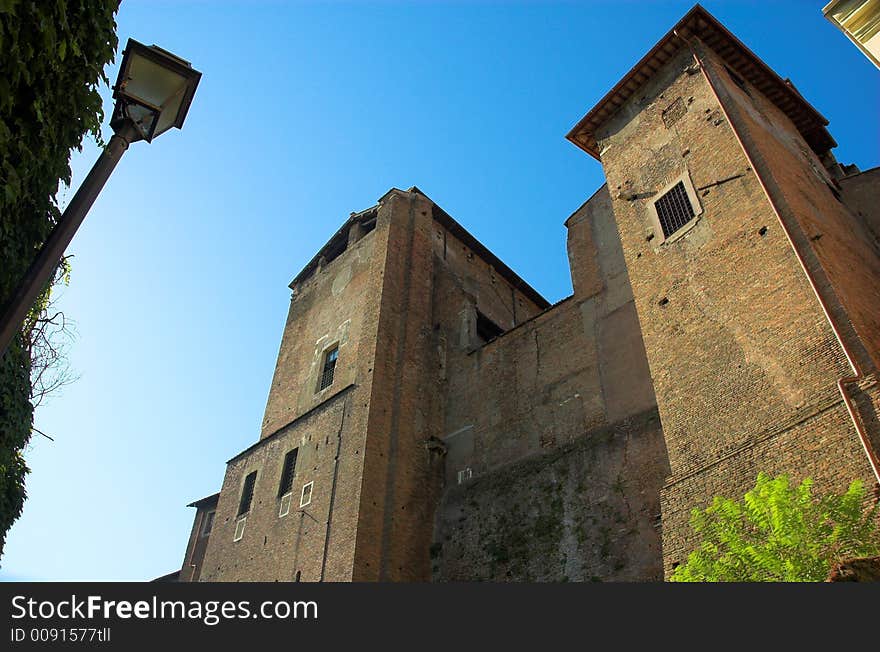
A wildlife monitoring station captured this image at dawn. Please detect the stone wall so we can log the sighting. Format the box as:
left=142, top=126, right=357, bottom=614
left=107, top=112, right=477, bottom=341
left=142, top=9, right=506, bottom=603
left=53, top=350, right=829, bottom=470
left=431, top=179, right=667, bottom=581
left=433, top=409, right=665, bottom=582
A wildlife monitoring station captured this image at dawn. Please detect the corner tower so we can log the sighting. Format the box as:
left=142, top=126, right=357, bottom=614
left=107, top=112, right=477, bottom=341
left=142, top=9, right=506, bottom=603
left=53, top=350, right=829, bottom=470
left=567, top=4, right=880, bottom=575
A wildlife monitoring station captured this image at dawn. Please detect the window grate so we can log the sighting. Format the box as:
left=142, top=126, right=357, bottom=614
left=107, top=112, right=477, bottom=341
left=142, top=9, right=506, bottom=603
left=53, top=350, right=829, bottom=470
left=318, top=346, right=338, bottom=391
left=654, top=181, right=695, bottom=238
left=278, top=449, right=298, bottom=498
left=238, top=471, right=257, bottom=516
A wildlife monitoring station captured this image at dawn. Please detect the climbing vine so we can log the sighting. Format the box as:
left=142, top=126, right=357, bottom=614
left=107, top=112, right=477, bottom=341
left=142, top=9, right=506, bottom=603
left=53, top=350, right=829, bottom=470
left=0, top=0, right=118, bottom=558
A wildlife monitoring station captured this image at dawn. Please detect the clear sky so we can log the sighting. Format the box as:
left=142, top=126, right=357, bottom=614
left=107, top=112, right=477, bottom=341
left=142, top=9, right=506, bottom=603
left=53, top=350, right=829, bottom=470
left=1, top=0, right=877, bottom=581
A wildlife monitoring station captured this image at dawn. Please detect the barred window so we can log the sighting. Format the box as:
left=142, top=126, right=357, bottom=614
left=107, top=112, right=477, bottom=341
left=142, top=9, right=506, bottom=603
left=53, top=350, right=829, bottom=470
left=317, top=346, right=338, bottom=391
left=654, top=181, right=696, bottom=238
left=238, top=471, right=257, bottom=516
left=278, top=449, right=298, bottom=498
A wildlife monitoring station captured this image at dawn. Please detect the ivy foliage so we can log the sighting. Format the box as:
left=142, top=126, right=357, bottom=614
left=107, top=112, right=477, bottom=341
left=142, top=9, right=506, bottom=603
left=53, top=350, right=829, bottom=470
left=670, top=473, right=880, bottom=582
left=0, top=0, right=118, bottom=559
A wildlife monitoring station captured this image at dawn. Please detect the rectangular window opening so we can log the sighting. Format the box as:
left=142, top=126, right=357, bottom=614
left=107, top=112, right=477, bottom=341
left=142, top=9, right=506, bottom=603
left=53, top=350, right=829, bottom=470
left=238, top=471, right=257, bottom=516
left=278, top=448, right=299, bottom=498
left=322, top=233, right=348, bottom=266
left=360, top=216, right=376, bottom=235
left=201, top=510, right=215, bottom=537
left=476, top=311, right=504, bottom=344
left=317, top=346, right=338, bottom=391
left=654, top=181, right=696, bottom=239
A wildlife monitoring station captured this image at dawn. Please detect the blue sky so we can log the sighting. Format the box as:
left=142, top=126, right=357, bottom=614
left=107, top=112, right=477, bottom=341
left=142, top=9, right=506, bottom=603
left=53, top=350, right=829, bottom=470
left=1, top=1, right=877, bottom=581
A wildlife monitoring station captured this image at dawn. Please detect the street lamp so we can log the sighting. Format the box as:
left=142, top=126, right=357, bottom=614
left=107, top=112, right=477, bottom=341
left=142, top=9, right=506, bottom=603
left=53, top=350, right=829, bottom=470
left=0, top=39, right=201, bottom=357
left=111, top=40, right=202, bottom=143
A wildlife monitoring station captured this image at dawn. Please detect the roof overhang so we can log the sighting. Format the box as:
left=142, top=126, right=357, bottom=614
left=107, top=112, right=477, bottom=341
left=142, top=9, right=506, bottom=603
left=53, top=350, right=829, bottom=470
left=409, top=187, right=551, bottom=310
left=288, top=187, right=550, bottom=310
left=566, top=4, right=836, bottom=160
left=186, top=492, right=220, bottom=509
left=289, top=205, right=378, bottom=288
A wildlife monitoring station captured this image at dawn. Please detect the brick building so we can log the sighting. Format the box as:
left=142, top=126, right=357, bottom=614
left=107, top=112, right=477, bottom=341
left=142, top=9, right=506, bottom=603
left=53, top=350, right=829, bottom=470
left=172, top=5, right=880, bottom=582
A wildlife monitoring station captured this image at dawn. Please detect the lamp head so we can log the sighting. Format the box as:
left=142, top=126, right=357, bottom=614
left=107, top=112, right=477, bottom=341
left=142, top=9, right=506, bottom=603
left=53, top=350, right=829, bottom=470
left=111, top=39, right=201, bottom=143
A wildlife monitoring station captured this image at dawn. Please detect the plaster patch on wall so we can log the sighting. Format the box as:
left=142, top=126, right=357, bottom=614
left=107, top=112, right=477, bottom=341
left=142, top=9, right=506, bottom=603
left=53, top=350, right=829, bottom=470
left=332, top=265, right=353, bottom=296
left=337, top=319, right=351, bottom=346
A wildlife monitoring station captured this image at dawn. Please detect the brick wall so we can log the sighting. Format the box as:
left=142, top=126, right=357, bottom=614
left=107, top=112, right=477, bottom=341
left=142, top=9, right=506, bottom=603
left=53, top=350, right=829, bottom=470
left=592, top=46, right=878, bottom=576
left=697, top=43, right=880, bottom=372
left=260, top=217, right=378, bottom=439
left=350, top=190, right=445, bottom=581
left=194, top=188, right=566, bottom=582
left=431, top=180, right=667, bottom=581
left=200, top=389, right=360, bottom=581
left=177, top=496, right=217, bottom=582
left=839, top=167, right=880, bottom=248
left=199, top=198, right=395, bottom=581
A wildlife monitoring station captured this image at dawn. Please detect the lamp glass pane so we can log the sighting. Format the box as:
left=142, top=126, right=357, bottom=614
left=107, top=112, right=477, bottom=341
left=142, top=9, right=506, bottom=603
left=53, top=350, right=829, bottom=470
left=124, top=53, right=188, bottom=136
left=125, top=102, right=159, bottom=140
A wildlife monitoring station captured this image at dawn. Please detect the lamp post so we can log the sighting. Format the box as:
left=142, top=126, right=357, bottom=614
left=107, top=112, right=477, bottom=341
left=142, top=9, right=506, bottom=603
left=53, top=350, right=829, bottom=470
left=0, top=39, right=201, bottom=357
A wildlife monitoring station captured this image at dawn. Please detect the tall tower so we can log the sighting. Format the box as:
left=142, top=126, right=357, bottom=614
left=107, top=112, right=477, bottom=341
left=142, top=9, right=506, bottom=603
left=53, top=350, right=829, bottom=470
left=567, top=5, right=880, bottom=575
left=194, top=189, right=448, bottom=581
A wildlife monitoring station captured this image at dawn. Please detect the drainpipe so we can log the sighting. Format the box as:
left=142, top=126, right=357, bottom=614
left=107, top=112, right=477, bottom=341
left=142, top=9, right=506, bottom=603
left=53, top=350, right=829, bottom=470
left=673, top=30, right=880, bottom=483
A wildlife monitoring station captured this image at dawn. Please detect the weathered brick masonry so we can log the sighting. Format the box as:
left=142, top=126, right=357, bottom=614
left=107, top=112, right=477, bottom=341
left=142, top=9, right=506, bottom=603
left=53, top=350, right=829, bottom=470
left=567, top=5, right=880, bottom=576
left=175, top=5, right=880, bottom=582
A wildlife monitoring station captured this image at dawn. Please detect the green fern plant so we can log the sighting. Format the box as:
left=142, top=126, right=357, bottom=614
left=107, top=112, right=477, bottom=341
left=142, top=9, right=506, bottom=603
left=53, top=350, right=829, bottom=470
left=670, top=473, right=880, bottom=582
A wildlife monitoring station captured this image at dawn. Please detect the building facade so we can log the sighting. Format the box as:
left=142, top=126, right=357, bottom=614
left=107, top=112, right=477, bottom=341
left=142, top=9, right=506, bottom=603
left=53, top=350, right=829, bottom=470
left=173, top=5, right=880, bottom=582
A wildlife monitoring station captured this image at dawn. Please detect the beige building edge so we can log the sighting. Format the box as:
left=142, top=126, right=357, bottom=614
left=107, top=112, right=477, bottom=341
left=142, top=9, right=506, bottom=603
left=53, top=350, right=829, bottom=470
left=823, top=0, right=880, bottom=69
left=162, top=4, right=880, bottom=582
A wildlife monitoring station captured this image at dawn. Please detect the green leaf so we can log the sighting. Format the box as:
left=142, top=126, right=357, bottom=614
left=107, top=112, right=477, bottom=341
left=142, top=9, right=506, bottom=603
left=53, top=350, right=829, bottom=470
left=0, top=0, right=119, bottom=559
